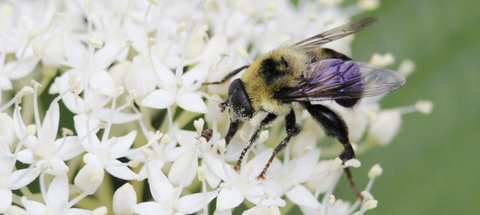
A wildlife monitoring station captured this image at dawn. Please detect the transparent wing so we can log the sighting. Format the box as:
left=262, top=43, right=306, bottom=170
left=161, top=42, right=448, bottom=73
left=275, top=59, right=405, bottom=103
left=294, top=17, right=379, bottom=50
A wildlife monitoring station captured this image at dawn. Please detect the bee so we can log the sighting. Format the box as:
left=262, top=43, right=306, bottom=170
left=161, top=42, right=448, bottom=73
left=204, top=17, right=405, bottom=199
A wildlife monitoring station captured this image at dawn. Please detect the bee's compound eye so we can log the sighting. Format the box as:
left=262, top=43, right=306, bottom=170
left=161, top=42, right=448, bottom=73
left=228, top=79, right=253, bottom=119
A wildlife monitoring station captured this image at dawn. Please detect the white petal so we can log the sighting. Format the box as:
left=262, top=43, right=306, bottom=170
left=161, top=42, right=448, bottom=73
left=113, top=183, right=137, bottom=215
left=47, top=174, right=69, bottom=211
left=168, top=151, right=198, bottom=186
left=141, top=89, right=175, bottom=109
left=289, top=149, right=320, bottom=181
left=109, top=131, right=137, bottom=158
left=244, top=149, right=280, bottom=181
left=94, top=109, right=142, bottom=124
left=306, top=160, right=343, bottom=194
left=83, top=153, right=104, bottom=168
left=343, top=110, right=368, bottom=142
left=214, top=209, right=232, bottom=215
left=93, top=39, right=124, bottom=70
left=202, top=34, right=228, bottom=66
left=109, top=61, right=131, bottom=87
left=41, top=103, right=60, bottom=145
left=132, top=202, right=166, bottom=215
left=125, top=55, right=157, bottom=97
left=17, top=149, right=35, bottom=164
left=285, top=185, right=321, bottom=209
left=175, top=130, right=197, bottom=147
left=89, top=71, right=115, bottom=96
left=8, top=168, right=40, bottom=189
left=104, top=159, right=139, bottom=180
left=74, top=164, right=104, bottom=194
left=242, top=206, right=273, bottom=215
left=63, top=33, right=87, bottom=67
left=45, top=157, right=69, bottom=175
left=41, top=32, right=65, bottom=67
left=5, top=56, right=40, bottom=80
left=204, top=162, right=221, bottom=189
left=54, top=136, right=84, bottom=161
left=0, top=113, right=16, bottom=146
left=148, top=162, right=174, bottom=203
left=13, top=106, right=27, bottom=139
left=182, top=61, right=209, bottom=86
left=368, top=110, right=402, bottom=145
left=216, top=186, right=244, bottom=211
left=64, top=208, right=92, bottom=215
left=177, top=93, right=207, bottom=113
left=178, top=190, right=218, bottom=214
left=4, top=205, right=28, bottom=215
left=0, top=188, right=12, bottom=213
left=152, top=59, right=175, bottom=89
left=21, top=197, right=47, bottom=215
left=203, top=153, right=237, bottom=182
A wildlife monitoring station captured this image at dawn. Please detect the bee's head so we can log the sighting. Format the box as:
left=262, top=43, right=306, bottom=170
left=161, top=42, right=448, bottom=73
left=220, top=79, right=254, bottom=121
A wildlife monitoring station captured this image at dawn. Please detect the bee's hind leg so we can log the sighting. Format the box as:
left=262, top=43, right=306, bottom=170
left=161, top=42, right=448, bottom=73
left=256, top=110, right=301, bottom=180
left=303, top=103, right=364, bottom=201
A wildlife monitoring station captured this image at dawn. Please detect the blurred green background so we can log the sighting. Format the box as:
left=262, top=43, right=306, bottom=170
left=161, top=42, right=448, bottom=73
left=329, top=0, right=480, bottom=214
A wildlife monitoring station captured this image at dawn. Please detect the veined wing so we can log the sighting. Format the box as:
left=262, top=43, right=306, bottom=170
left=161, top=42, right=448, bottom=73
left=274, top=59, right=405, bottom=103
left=295, top=17, right=379, bottom=50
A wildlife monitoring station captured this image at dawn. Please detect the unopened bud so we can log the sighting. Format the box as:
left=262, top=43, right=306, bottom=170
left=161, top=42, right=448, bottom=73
left=27, top=124, right=37, bottom=135
left=368, top=164, right=383, bottom=178
left=62, top=128, right=74, bottom=136
left=363, top=200, right=378, bottom=210
left=28, top=28, right=40, bottom=41
left=217, top=139, right=226, bottom=154
left=32, top=43, right=43, bottom=57
left=258, top=130, right=269, bottom=143
left=415, top=100, right=433, bottom=114
left=92, top=206, right=108, bottom=215
left=52, top=12, right=65, bottom=23
left=327, top=194, right=336, bottom=206
left=235, top=45, right=249, bottom=59
left=69, top=72, right=78, bottom=86
left=345, top=159, right=361, bottom=168
left=175, top=22, right=187, bottom=38
left=197, top=166, right=206, bottom=181
left=20, top=86, right=34, bottom=96
left=148, top=37, right=156, bottom=48
left=87, top=37, right=104, bottom=49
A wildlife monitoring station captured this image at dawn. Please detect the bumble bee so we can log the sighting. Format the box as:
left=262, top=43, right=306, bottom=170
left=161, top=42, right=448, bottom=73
left=204, top=17, right=405, bottom=199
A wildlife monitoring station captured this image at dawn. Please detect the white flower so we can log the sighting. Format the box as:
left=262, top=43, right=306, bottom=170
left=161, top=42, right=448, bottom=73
left=132, top=162, right=218, bottom=215
left=20, top=174, right=97, bottom=215
left=204, top=149, right=286, bottom=212
left=15, top=102, right=82, bottom=175
left=113, top=183, right=137, bottom=215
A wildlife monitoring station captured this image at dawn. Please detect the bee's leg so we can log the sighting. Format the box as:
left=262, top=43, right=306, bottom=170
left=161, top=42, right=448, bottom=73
left=202, top=65, right=249, bottom=85
left=303, top=103, right=363, bottom=201
left=215, top=120, right=244, bottom=154
left=225, top=120, right=244, bottom=147
left=233, top=113, right=277, bottom=172
left=256, top=110, right=301, bottom=180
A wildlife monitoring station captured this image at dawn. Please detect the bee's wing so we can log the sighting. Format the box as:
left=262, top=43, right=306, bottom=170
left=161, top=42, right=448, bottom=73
left=294, top=17, right=379, bottom=50
left=275, top=59, right=405, bottom=103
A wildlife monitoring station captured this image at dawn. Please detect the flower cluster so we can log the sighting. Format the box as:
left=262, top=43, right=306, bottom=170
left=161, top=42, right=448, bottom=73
left=0, top=0, right=431, bottom=214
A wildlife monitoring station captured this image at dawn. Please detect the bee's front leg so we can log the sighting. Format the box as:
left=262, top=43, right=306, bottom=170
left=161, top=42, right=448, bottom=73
left=233, top=113, right=277, bottom=172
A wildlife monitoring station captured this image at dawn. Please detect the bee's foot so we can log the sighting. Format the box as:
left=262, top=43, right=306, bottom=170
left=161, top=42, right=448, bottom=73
left=233, top=165, right=241, bottom=173
left=255, top=174, right=266, bottom=181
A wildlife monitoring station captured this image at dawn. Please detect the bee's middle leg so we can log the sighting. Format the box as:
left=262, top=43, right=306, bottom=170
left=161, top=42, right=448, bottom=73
left=256, top=110, right=301, bottom=180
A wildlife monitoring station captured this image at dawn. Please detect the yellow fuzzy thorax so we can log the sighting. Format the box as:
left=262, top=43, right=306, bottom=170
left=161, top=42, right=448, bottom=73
left=241, top=45, right=311, bottom=116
